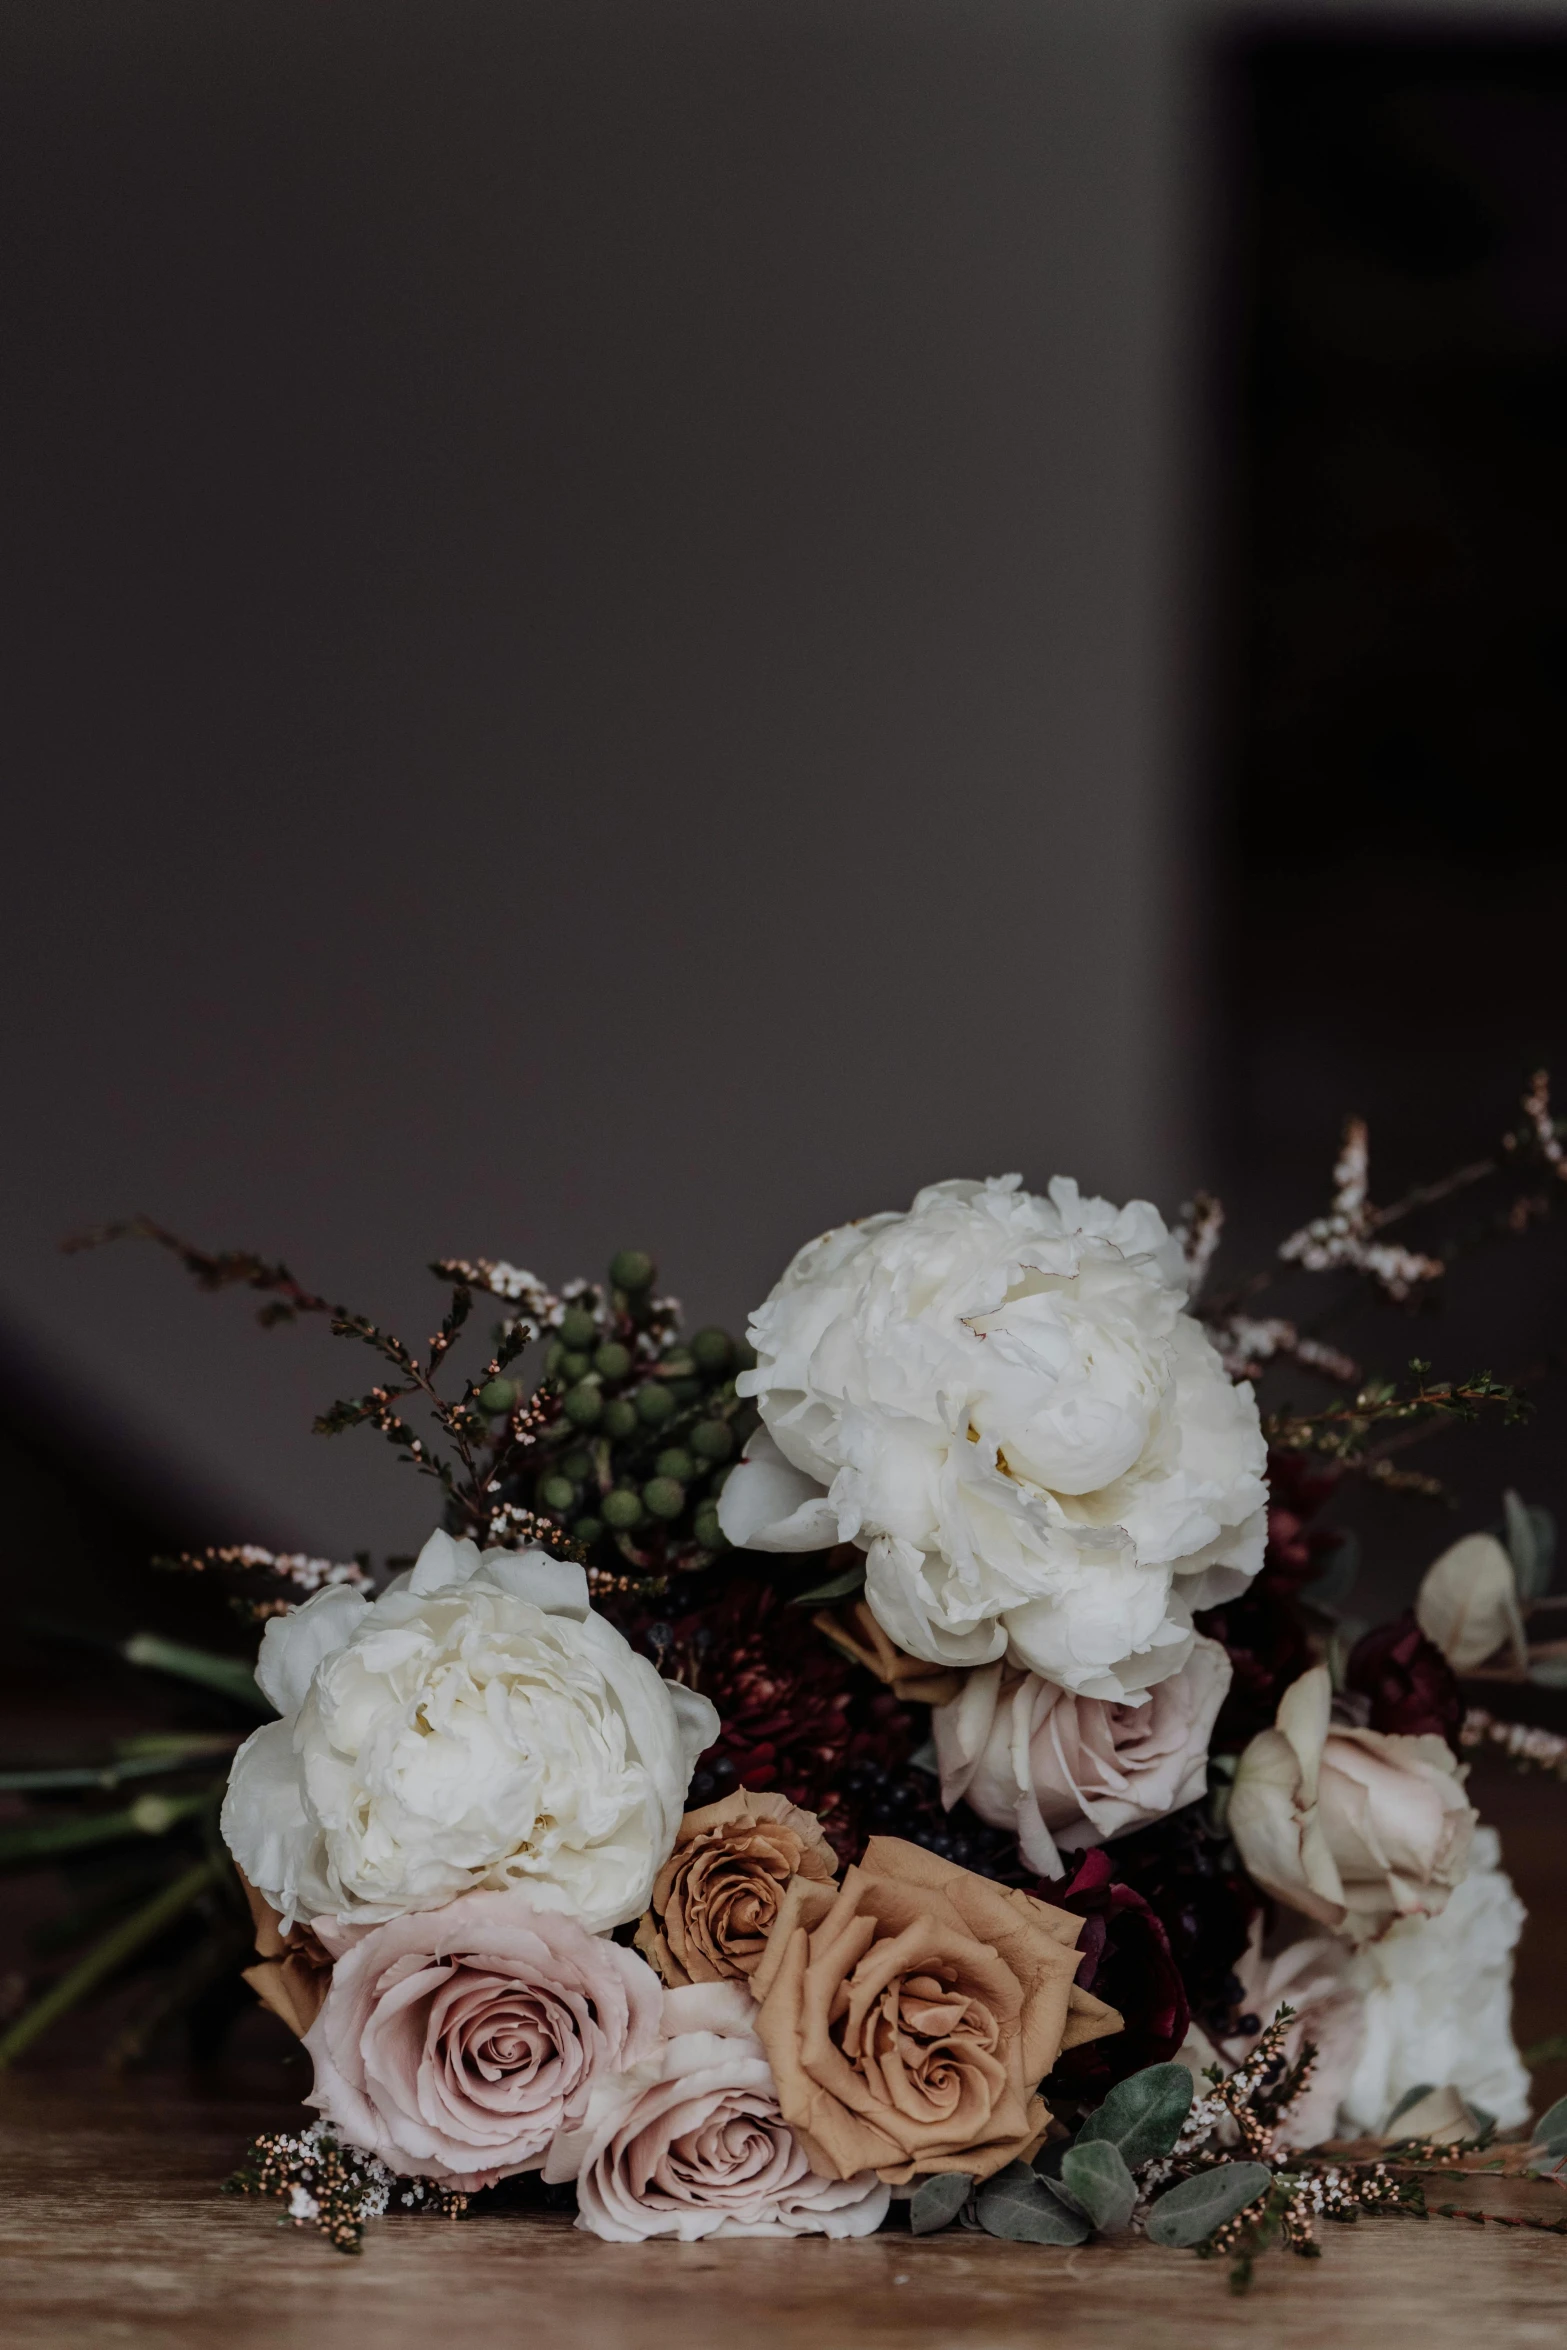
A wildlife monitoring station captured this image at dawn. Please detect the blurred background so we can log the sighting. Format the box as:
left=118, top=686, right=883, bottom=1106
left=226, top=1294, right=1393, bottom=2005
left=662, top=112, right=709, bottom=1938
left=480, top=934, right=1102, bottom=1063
left=2, top=0, right=1565, bottom=2064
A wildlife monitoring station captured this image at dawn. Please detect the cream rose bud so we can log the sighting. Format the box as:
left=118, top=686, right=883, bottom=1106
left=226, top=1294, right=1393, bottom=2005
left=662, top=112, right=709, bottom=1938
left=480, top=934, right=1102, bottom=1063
left=556, top=1981, right=890, bottom=2242
left=221, top=1529, right=719, bottom=1933
left=1228, top=1665, right=1476, bottom=1943
left=933, top=1636, right=1232, bottom=1879
left=719, top=1176, right=1266, bottom=1702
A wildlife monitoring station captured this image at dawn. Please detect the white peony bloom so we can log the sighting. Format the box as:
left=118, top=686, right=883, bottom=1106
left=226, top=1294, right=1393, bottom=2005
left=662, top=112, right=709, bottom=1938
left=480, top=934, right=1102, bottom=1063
left=222, top=1529, right=718, bottom=1935
left=1340, top=1827, right=1530, bottom=2134
left=719, top=1175, right=1266, bottom=1700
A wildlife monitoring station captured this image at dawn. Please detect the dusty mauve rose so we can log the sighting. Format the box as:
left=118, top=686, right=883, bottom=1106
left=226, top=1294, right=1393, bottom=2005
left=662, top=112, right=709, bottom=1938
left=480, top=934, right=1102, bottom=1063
left=932, top=1637, right=1232, bottom=1879
left=634, top=1789, right=838, bottom=1989
left=303, top=1889, right=662, bottom=2189
left=556, top=1981, right=889, bottom=2241
left=1228, top=1666, right=1476, bottom=1944
left=749, top=1836, right=1121, bottom=2183
left=1345, top=1613, right=1463, bottom=1752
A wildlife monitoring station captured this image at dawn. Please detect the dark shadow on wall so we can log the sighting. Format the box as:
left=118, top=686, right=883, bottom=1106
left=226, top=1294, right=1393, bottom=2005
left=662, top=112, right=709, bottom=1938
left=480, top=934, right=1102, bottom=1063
left=1207, top=25, right=1567, bottom=1615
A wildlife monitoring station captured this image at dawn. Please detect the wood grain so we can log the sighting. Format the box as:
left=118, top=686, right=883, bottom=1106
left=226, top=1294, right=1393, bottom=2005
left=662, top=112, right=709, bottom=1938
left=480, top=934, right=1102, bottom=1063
left=2, top=2079, right=1565, bottom=2350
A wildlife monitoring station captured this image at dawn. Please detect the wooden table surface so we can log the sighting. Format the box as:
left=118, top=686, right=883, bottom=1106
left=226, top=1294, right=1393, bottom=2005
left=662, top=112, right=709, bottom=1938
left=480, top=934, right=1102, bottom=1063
left=3, top=2076, right=1565, bottom=2350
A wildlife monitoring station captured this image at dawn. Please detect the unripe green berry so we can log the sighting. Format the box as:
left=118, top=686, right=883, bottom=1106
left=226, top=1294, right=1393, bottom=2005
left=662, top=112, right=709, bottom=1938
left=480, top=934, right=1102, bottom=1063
left=560, top=1305, right=599, bottom=1351
left=603, top=1487, right=644, bottom=1530
left=575, top=1516, right=603, bottom=1548
left=732, top=1340, right=758, bottom=1374
left=690, top=1419, right=734, bottom=1462
left=563, top=1380, right=604, bottom=1427
left=610, top=1249, right=655, bottom=1293
left=655, top=1446, right=695, bottom=1483
left=558, top=1350, right=591, bottom=1383
left=692, top=1501, right=728, bottom=1551
left=603, top=1398, right=639, bottom=1441
left=667, top=1378, right=701, bottom=1405
left=539, top=1474, right=577, bottom=1512
left=544, top=1340, right=565, bottom=1377
left=562, top=1447, right=594, bottom=1481
left=635, top=1383, right=677, bottom=1428
left=643, top=1475, right=685, bottom=1521
left=477, top=1376, right=519, bottom=1415
left=594, top=1340, right=632, bottom=1382
left=661, top=1349, right=696, bottom=1377
left=691, top=1327, right=733, bottom=1374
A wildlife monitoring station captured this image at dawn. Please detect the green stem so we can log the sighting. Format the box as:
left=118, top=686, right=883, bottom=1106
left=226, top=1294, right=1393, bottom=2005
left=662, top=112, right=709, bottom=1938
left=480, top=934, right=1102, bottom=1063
left=121, top=1633, right=265, bottom=1710
left=0, top=1753, right=216, bottom=1793
left=0, top=1856, right=222, bottom=2069
left=0, top=1790, right=211, bottom=1865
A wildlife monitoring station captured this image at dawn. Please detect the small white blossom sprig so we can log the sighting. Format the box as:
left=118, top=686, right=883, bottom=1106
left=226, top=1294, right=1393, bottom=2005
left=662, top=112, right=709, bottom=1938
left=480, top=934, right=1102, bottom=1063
left=224, top=2120, right=466, bottom=2253
left=150, top=1543, right=374, bottom=1624
left=1279, top=1117, right=1446, bottom=1301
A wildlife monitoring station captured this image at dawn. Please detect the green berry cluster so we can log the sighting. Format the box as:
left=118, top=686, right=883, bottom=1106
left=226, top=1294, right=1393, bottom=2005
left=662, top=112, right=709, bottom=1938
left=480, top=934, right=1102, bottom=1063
left=482, top=1249, right=756, bottom=1574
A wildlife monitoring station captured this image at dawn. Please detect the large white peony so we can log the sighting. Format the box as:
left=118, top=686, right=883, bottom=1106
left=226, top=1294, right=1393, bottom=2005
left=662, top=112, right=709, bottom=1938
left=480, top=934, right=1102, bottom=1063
left=222, top=1529, right=718, bottom=1934
left=719, top=1175, right=1266, bottom=1700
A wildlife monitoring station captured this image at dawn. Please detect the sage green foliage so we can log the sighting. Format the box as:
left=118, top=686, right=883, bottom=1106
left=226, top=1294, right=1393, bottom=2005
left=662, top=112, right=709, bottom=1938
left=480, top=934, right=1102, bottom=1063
left=1145, top=2162, right=1273, bottom=2248
left=908, top=2173, right=971, bottom=2234
left=120, top=1633, right=264, bottom=1711
left=1504, top=1488, right=1556, bottom=1601
left=1058, top=2139, right=1137, bottom=2233
left=1073, top=2061, right=1194, bottom=2169
left=1532, top=2094, right=1567, bottom=2156
left=791, top=1558, right=867, bottom=1607
left=974, top=2160, right=1089, bottom=2246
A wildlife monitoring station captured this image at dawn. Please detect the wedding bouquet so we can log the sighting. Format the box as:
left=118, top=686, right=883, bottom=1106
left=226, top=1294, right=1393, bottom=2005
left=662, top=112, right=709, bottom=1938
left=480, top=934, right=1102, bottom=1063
left=10, top=1081, right=1567, bottom=2286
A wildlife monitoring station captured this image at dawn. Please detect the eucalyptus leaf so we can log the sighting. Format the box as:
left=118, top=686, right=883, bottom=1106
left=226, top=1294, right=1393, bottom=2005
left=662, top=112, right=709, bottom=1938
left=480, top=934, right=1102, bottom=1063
left=1533, top=2095, right=1567, bottom=2156
left=1528, top=1660, right=1567, bottom=1689
left=974, top=2160, right=1089, bottom=2246
left=909, top=2172, right=971, bottom=2235
left=1504, top=1491, right=1547, bottom=1602
left=1145, top=2163, right=1272, bottom=2250
left=1416, top=1534, right=1525, bottom=1672
left=1075, top=2062, right=1194, bottom=2169
left=1059, top=2139, right=1137, bottom=2234
left=121, top=1634, right=265, bottom=1710
left=789, top=1561, right=867, bottom=1607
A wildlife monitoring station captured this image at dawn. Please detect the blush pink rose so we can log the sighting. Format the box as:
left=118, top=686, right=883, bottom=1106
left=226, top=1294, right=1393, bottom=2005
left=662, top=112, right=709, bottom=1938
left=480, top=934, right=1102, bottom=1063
left=933, top=1637, right=1232, bottom=1878
left=302, top=1889, right=662, bottom=2189
left=556, top=1981, right=890, bottom=2241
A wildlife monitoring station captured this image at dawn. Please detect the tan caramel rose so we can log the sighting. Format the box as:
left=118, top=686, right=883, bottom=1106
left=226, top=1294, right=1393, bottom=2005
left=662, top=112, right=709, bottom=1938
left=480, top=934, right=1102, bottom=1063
left=749, top=1836, right=1121, bottom=2183
left=635, top=1789, right=839, bottom=1988
left=236, top=1866, right=334, bottom=2038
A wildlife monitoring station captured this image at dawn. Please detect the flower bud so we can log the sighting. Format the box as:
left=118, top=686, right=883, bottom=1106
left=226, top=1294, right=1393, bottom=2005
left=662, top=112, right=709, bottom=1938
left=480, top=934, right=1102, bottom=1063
left=563, top=1380, right=604, bottom=1427
left=690, top=1327, right=733, bottom=1373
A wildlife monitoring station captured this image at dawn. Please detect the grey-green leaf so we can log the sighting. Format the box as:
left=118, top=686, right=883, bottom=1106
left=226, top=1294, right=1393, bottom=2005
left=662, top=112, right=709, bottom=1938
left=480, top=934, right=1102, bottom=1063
left=789, top=1561, right=867, bottom=1607
left=910, top=2172, right=971, bottom=2235
left=1534, top=2095, right=1567, bottom=2156
left=974, top=2160, right=1089, bottom=2246
left=1075, top=2062, right=1194, bottom=2169
left=1504, top=1491, right=1556, bottom=1602
left=1059, top=2139, right=1137, bottom=2234
left=1145, top=2163, right=1272, bottom=2249
left=1385, top=2082, right=1437, bottom=2130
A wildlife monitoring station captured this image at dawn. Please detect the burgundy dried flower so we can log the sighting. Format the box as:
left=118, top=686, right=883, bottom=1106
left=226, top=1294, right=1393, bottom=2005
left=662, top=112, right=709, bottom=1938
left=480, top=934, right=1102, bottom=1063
left=1346, top=1611, right=1464, bottom=1753
left=1044, top=1849, right=1188, bottom=2098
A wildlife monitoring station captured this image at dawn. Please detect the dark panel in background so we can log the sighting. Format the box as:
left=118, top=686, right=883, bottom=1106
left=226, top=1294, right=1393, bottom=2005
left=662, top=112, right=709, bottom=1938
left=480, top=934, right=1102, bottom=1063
left=1215, top=27, right=1567, bottom=1602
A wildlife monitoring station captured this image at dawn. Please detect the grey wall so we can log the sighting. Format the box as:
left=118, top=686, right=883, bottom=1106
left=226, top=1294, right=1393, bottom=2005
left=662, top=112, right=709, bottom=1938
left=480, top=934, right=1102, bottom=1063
left=0, top=0, right=1203, bottom=1558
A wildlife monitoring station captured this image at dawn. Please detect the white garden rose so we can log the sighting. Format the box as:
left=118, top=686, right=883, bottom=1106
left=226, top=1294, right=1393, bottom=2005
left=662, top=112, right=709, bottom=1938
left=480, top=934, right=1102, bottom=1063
left=1340, top=1827, right=1530, bottom=2134
left=221, top=1529, right=718, bottom=1935
left=719, top=1175, right=1266, bottom=1700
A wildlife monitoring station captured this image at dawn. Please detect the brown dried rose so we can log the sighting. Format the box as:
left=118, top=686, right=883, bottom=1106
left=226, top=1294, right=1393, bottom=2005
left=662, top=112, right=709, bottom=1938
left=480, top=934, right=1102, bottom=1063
left=635, top=1789, right=838, bottom=1989
left=750, top=1835, right=1121, bottom=2183
left=812, top=1600, right=967, bottom=1708
left=236, top=1866, right=335, bottom=2038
